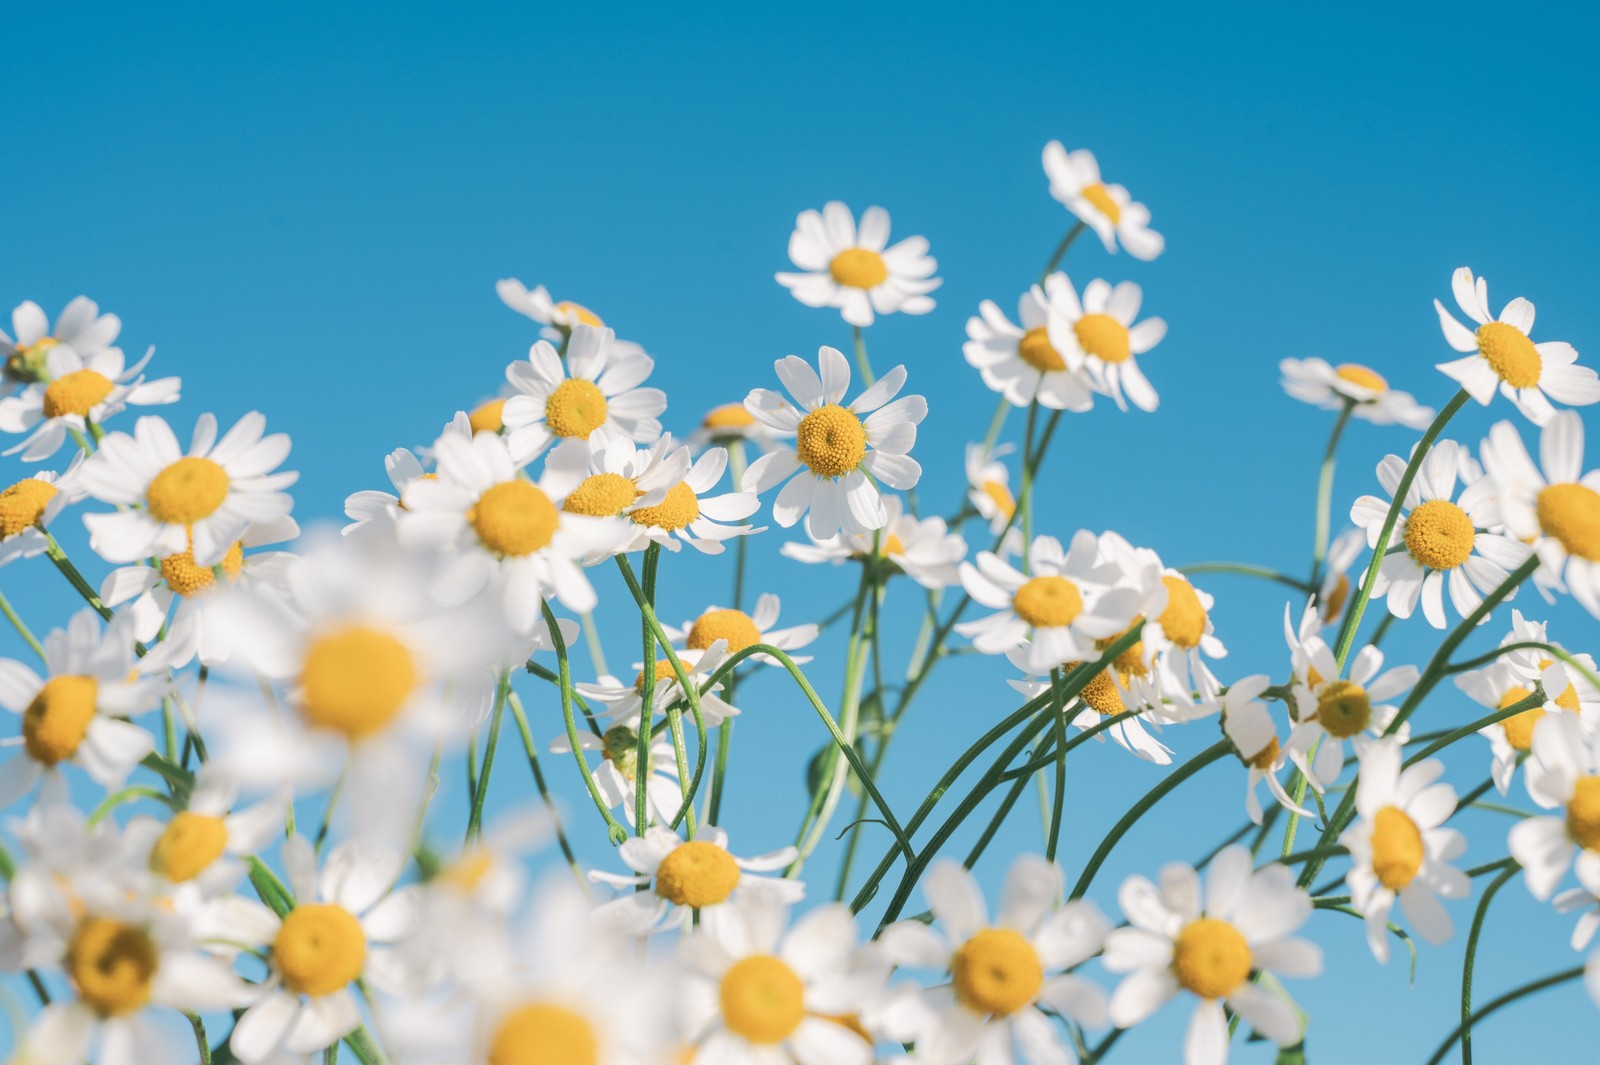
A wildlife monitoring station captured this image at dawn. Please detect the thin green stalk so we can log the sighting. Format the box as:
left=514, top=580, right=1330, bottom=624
left=342, top=1026, right=387, bottom=1065
left=86, top=785, right=173, bottom=826
left=186, top=1012, right=212, bottom=1065
left=1180, top=562, right=1315, bottom=594
left=0, top=588, right=45, bottom=661
left=1446, top=640, right=1600, bottom=693
left=43, top=531, right=113, bottom=619
left=541, top=599, right=628, bottom=845
left=1039, top=221, right=1086, bottom=282
left=507, top=690, right=589, bottom=894
left=633, top=545, right=661, bottom=833
left=1423, top=966, right=1584, bottom=1065
left=315, top=767, right=347, bottom=853
left=1018, top=401, right=1040, bottom=562
left=708, top=439, right=749, bottom=825
left=851, top=325, right=874, bottom=386
left=579, top=611, right=608, bottom=677
left=465, top=671, right=509, bottom=841
left=1461, top=858, right=1520, bottom=1064
left=1044, top=667, right=1069, bottom=862
left=524, top=660, right=603, bottom=735
left=1309, top=400, right=1355, bottom=586
left=1405, top=690, right=1544, bottom=767
left=978, top=396, right=1010, bottom=454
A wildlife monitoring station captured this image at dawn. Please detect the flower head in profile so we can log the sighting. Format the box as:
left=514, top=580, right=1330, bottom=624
left=1042, top=141, right=1164, bottom=260
left=576, top=639, right=740, bottom=730
left=1044, top=276, right=1165, bottom=412
left=1457, top=655, right=1596, bottom=795
left=342, top=412, right=470, bottom=539
left=1008, top=670, right=1174, bottom=765
left=590, top=826, right=802, bottom=937
left=0, top=296, right=122, bottom=396
left=1279, top=356, right=1433, bottom=428
left=1285, top=642, right=1418, bottom=791
left=618, top=440, right=762, bottom=556
left=688, top=400, right=789, bottom=453
left=1315, top=528, right=1366, bottom=626
left=552, top=722, right=685, bottom=828
left=0, top=341, right=179, bottom=461
left=495, top=276, right=651, bottom=360
left=1510, top=712, right=1600, bottom=900
left=963, top=276, right=1095, bottom=412
left=781, top=494, right=966, bottom=590
left=500, top=324, right=666, bottom=463
left=0, top=458, right=85, bottom=570
left=663, top=593, right=819, bottom=669
left=775, top=202, right=939, bottom=327
left=1217, top=674, right=1314, bottom=825
left=965, top=443, right=1017, bottom=536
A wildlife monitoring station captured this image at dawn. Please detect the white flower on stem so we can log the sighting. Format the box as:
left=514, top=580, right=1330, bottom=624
left=500, top=325, right=666, bottom=463
left=1009, top=672, right=1174, bottom=765
left=622, top=441, right=762, bottom=555
left=963, top=277, right=1096, bottom=411
left=342, top=412, right=471, bottom=538
left=0, top=297, right=123, bottom=398
left=1285, top=640, right=1417, bottom=792
left=742, top=346, right=926, bottom=538
left=781, top=494, right=966, bottom=590
left=124, top=769, right=286, bottom=896
left=1041, top=141, right=1164, bottom=260
left=1315, top=528, right=1366, bottom=626
left=663, top=593, right=820, bottom=670
left=1103, top=847, right=1320, bottom=1065
left=1456, top=658, right=1593, bottom=796
left=1278, top=357, right=1433, bottom=429
left=1435, top=267, right=1599, bottom=425
left=1097, top=533, right=1227, bottom=699
left=552, top=723, right=684, bottom=829
left=0, top=457, right=85, bottom=569
left=1044, top=276, right=1165, bottom=412
left=1552, top=860, right=1600, bottom=1006
left=1509, top=712, right=1600, bottom=900
left=576, top=639, right=740, bottom=729
left=1217, top=675, right=1314, bottom=825
left=965, top=443, right=1017, bottom=536
left=495, top=277, right=636, bottom=351
left=688, top=400, right=790, bottom=453
left=1497, top=610, right=1591, bottom=688
left=775, top=202, right=940, bottom=327
left=0, top=342, right=178, bottom=461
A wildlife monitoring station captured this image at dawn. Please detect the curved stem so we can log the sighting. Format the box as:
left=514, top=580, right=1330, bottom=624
left=541, top=599, right=628, bottom=845
left=507, top=690, right=589, bottom=894
left=1423, top=966, right=1584, bottom=1065
left=1309, top=400, right=1355, bottom=586
left=1447, top=640, right=1600, bottom=694
left=1040, top=221, right=1086, bottom=283
left=1461, top=859, right=1520, bottom=1064
left=464, top=671, right=508, bottom=842
left=1178, top=562, right=1316, bottom=593
left=1044, top=668, right=1069, bottom=862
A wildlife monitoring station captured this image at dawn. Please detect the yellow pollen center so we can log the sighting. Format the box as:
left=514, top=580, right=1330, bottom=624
left=795, top=404, right=867, bottom=478
left=1403, top=499, right=1476, bottom=570
left=1157, top=575, right=1207, bottom=649
left=1334, top=363, right=1389, bottom=394
left=488, top=1002, right=599, bottom=1065
left=1314, top=679, right=1371, bottom=738
left=1097, top=621, right=1149, bottom=678
left=1074, top=664, right=1126, bottom=716
left=42, top=368, right=114, bottom=418
left=980, top=479, right=1016, bottom=519
left=274, top=904, right=367, bottom=997
left=1247, top=735, right=1281, bottom=770
left=1371, top=805, right=1425, bottom=891
left=1538, top=660, right=1583, bottom=712
left=23, top=675, right=98, bottom=765
left=687, top=608, right=761, bottom=654
left=1017, top=326, right=1067, bottom=373
left=544, top=379, right=609, bottom=439
left=720, top=954, right=807, bottom=1044
left=299, top=626, right=419, bottom=740
left=828, top=248, right=889, bottom=289
left=1322, top=574, right=1351, bottom=623
left=654, top=840, right=741, bottom=908
left=146, top=457, right=230, bottom=525
left=562, top=473, right=639, bottom=517
left=880, top=531, right=906, bottom=556
left=1081, top=183, right=1122, bottom=225
left=554, top=301, right=604, bottom=328
left=1171, top=918, right=1252, bottom=999
left=1012, top=575, right=1084, bottom=628
left=1496, top=685, right=1545, bottom=751
left=66, top=918, right=158, bottom=1017
left=161, top=540, right=244, bottom=597
left=1536, top=483, right=1600, bottom=561
left=703, top=403, right=756, bottom=430
left=470, top=481, right=559, bottom=556
left=629, top=482, right=700, bottom=531
left=1567, top=777, right=1600, bottom=852
left=151, top=812, right=228, bottom=882
left=633, top=659, right=679, bottom=694
left=0, top=478, right=57, bottom=538
left=469, top=399, right=507, bottom=434
left=951, top=928, right=1044, bottom=1016
left=1475, top=321, right=1542, bottom=389
left=1073, top=313, right=1132, bottom=364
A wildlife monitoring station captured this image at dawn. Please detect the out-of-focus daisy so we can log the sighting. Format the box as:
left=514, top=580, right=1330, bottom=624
left=500, top=325, right=666, bottom=463
left=688, top=401, right=789, bottom=453
left=0, top=459, right=84, bottom=569
left=342, top=412, right=471, bottom=538
left=962, top=276, right=1096, bottom=411
left=552, top=723, right=684, bottom=828
left=1216, top=674, right=1314, bottom=825
left=965, top=443, right=1017, bottom=536
left=496, top=276, right=604, bottom=336
left=0, top=342, right=178, bottom=461
left=775, top=202, right=940, bottom=327
left=781, top=494, right=966, bottom=590
left=1340, top=737, right=1468, bottom=963
left=664, top=593, right=819, bottom=669
left=1, top=296, right=122, bottom=396
left=577, top=639, right=741, bottom=729
left=742, top=346, right=926, bottom=539
left=80, top=412, right=298, bottom=567
left=1457, top=657, right=1594, bottom=795
left=1104, top=847, right=1320, bottom=1065
left=1041, top=141, right=1164, bottom=260
left=1278, top=357, right=1433, bottom=429
left=1510, top=712, right=1600, bottom=899
left=1286, top=641, right=1418, bottom=791
left=1349, top=439, right=1530, bottom=628
left=589, top=826, right=802, bottom=936
left=1009, top=671, right=1173, bottom=764
left=1044, top=276, right=1165, bottom=412
left=1435, top=267, right=1600, bottom=425
left=1315, top=528, right=1366, bottom=625
left=124, top=770, right=285, bottom=894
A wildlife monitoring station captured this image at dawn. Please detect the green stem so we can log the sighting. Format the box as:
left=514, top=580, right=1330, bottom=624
left=1424, top=966, right=1584, bottom=1065
left=43, top=532, right=113, bottom=620
left=465, top=672, right=509, bottom=841
left=1461, top=859, right=1520, bottom=1064
left=86, top=785, right=173, bottom=826
left=1040, top=221, right=1086, bottom=282
left=186, top=1012, right=212, bottom=1065
left=579, top=611, right=608, bottom=677
left=1044, top=667, right=1069, bottom=862
left=541, top=599, right=628, bottom=845
left=852, top=325, right=874, bottom=387
left=633, top=545, right=661, bottom=833
left=1309, top=400, right=1355, bottom=586
left=1179, top=562, right=1316, bottom=593
left=0, top=588, right=45, bottom=661
left=507, top=690, right=589, bottom=893
left=1446, top=640, right=1600, bottom=693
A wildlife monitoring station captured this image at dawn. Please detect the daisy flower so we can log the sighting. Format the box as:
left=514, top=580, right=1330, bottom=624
left=688, top=400, right=789, bottom=453
left=1315, top=528, right=1365, bottom=625
left=1349, top=439, right=1530, bottom=628
left=1457, top=657, right=1593, bottom=795
left=1103, top=847, right=1320, bottom=1065
left=1339, top=736, right=1468, bottom=962
left=781, top=494, right=966, bottom=590
left=499, top=324, right=666, bottom=463
left=1286, top=641, right=1418, bottom=791
left=1, top=296, right=122, bottom=396
left=1044, top=276, right=1165, bottom=412
left=1010, top=671, right=1173, bottom=764
left=1509, top=712, right=1600, bottom=899
left=742, top=346, right=926, bottom=539
left=1098, top=534, right=1227, bottom=697
left=79, top=412, right=298, bottom=567
left=962, top=276, right=1096, bottom=411
left=551, top=723, right=684, bottom=828
left=0, top=341, right=178, bottom=462
left=965, top=443, right=1017, bottom=536
left=663, top=593, right=819, bottom=669
left=877, top=855, right=1108, bottom=1065
left=1435, top=267, right=1599, bottom=425
left=496, top=276, right=605, bottom=336
left=124, top=769, right=286, bottom=894
left=775, top=202, right=940, bottom=327
left=342, top=412, right=471, bottom=538
left=1217, top=675, right=1314, bottom=825
left=614, top=439, right=761, bottom=555
left=576, top=639, right=741, bottom=728
left=0, top=458, right=84, bottom=569
left=1278, top=357, right=1433, bottom=428
left=1041, top=141, right=1164, bottom=260
left=589, top=826, right=802, bottom=936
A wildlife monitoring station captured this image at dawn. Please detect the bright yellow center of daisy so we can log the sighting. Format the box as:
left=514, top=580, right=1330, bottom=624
left=1081, top=183, right=1121, bottom=224
left=488, top=1002, right=599, bottom=1065
left=42, top=368, right=114, bottom=418
left=1403, top=499, right=1475, bottom=570
left=1157, top=575, right=1206, bottom=649
left=274, top=904, right=367, bottom=997
left=1536, top=483, right=1600, bottom=561
left=299, top=626, right=418, bottom=740
left=1075, top=664, right=1126, bottom=716
left=562, top=473, right=639, bottom=517
left=1371, top=805, right=1425, bottom=891
left=544, top=379, right=608, bottom=439
left=1073, top=313, right=1132, bottom=364
left=1475, top=321, right=1542, bottom=389
left=0, top=478, right=57, bottom=538
left=23, top=675, right=98, bottom=765
left=1566, top=776, right=1600, bottom=852
left=1012, top=575, right=1083, bottom=628
left=1539, top=658, right=1583, bottom=712
left=67, top=918, right=158, bottom=1017
left=703, top=403, right=756, bottom=431
left=630, top=482, right=700, bottom=531
left=146, top=456, right=230, bottom=525
left=828, top=248, right=889, bottom=290
left=469, top=399, right=506, bottom=434
left=795, top=404, right=867, bottom=478
left=633, top=659, right=679, bottom=694
left=1171, top=918, right=1252, bottom=999
left=687, top=608, right=761, bottom=654
left=151, top=812, right=228, bottom=883
left=1246, top=735, right=1281, bottom=770
left=980, top=479, right=1016, bottom=519
left=161, top=540, right=244, bottom=596
left=470, top=481, right=559, bottom=556
left=554, top=301, right=603, bottom=328
left=1097, top=622, right=1150, bottom=679
left=1496, top=685, right=1545, bottom=751
left=1017, top=326, right=1067, bottom=373
left=1322, top=574, right=1351, bottom=623
left=1314, top=679, right=1370, bottom=738
left=720, top=954, right=806, bottom=1044
left=951, top=928, right=1044, bottom=1016
left=654, top=840, right=740, bottom=908
left=1334, top=363, right=1388, bottom=394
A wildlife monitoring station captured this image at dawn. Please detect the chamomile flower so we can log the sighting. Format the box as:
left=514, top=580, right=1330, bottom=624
left=79, top=412, right=298, bottom=567
left=500, top=325, right=666, bottom=463
left=1217, top=675, right=1314, bottom=825
left=1278, top=357, right=1433, bottom=428
left=1457, top=658, right=1590, bottom=795
left=576, top=639, right=741, bottom=728
left=1435, top=267, right=1599, bottom=424
left=619, top=441, right=762, bottom=555
left=1103, top=847, right=1320, bottom=1065
left=963, top=277, right=1096, bottom=411
left=1509, top=712, right=1600, bottom=899
left=877, top=855, right=1108, bottom=1065
left=0, top=343, right=178, bottom=462
left=775, top=202, right=940, bottom=327
left=496, top=276, right=607, bottom=339
left=342, top=412, right=471, bottom=538
left=1, top=296, right=123, bottom=396
left=1286, top=641, right=1417, bottom=791
left=589, top=826, right=803, bottom=936
left=552, top=724, right=684, bottom=828
left=0, top=459, right=84, bottom=569
left=1098, top=534, right=1227, bottom=697
left=124, top=770, right=286, bottom=895
left=1009, top=672, right=1173, bottom=764
left=1339, top=737, right=1468, bottom=963
left=742, top=346, right=926, bottom=539
left=1044, top=277, right=1165, bottom=412
left=688, top=401, right=789, bottom=453
left=1349, top=439, right=1530, bottom=628
left=663, top=593, right=819, bottom=669
left=1041, top=141, right=1164, bottom=260
left=781, top=494, right=966, bottom=590
left=1315, top=528, right=1366, bottom=625
left=965, top=443, right=1017, bottom=536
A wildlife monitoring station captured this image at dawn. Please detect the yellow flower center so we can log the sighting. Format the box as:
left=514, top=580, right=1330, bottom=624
left=1475, top=321, right=1542, bottom=389
left=633, top=659, right=680, bottom=694
left=1536, top=483, right=1600, bottom=561
left=720, top=954, right=807, bottom=1044
left=1496, top=685, right=1545, bottom=751
left=1334, top=363, right=1389, bottom=394
left=1566, top=776, right=1600, bottom=851
left=1171, top=918, right=1252, bottom=999
left=1097, top=622, right=1149, bottom=679
left=469, top=399, right=506, bottom=434
left=274, top=903, right=367, bottom=997
left=687, top=608, right=761, bottom=654
left=880, top=531, right=905, bottom=556
left=1157, top=575, right=1206, bottom=649
left=653, top=840, right=740, bottom=908
left=562, top=473, right=639, bottom=517
left=951, top=928, right=1044, bottom=1016
left=795, top=404, right=867, bottom=478
left=1247, top=735, right=1281, bottom=770
left=438, top=849, right=496, bottom=893
left=1403, top=499, right=1476, bottom=570
left=1322, top=574, right=1351, bottom=623
left=299, top=626, right=419, bottom=740
left=23, top=675, right=98, bottom=765
left=161, top=540, right=244, bottom=597
left=1081, top=183, right=1122, bottom=225
left=1371, top=805, right=1425, bottom=891
left=0, top=478, right=57, bottom=538
left=554, top=301, right=604, bottom=329
left=1017, top=326, right=1067, bottom=373
left=1065, top=661, right=1126, bottom=716
left=544, top=379, right=609, bottom=439
left=1314, top=679, right=1371, bottom=738
left=151, top=812, right=228, bottom=883
left=470, top=481, right=559, bottom=557
left=488, top=1002, right=599, bottom=1065
left=1073, top=313, right=1132, bottom=364
left=66, top=918, right=158, bottom=1017
left=703, top=403, right=756, bottom=431
left=1539, top=658, right=1583, bottom=712
left=146, top=457, right=230, bottom=525
left=828, top=248, right=889, bottom=290
left=629, top=482, right=700, bottom=531
left=979, top=479, right=1016, bottom=519
left=1012, top=575, right=1084, bottom=628
left=42, top=368, right=115, bottom=418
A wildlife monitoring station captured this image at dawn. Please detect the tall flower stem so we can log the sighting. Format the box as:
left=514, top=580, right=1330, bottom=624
left=507, top=689, right=589, bottom=893
left=1309, top=399, right=1355, bottom=586
left=464, top=670, right=508, bottom=842
left=852, top=325, right=874, bottom=387
left=1423, top=966, right=1584, bottom=1065
left=1460, top=858, right=1520, bottom=1064
left=0, top=588, right=44, bottom=661
left=1040, top=221, right=1087, bottom=282
left=541, top=599, right=627, bottom=845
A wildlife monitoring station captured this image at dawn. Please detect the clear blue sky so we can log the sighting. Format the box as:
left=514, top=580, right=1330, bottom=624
left=5, top=2, right=1600, bottom=1061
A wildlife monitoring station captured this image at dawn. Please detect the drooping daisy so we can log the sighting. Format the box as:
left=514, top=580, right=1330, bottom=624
left=1509, top=712, right=1600, bottom=900
left=742, top=346, right=926, bottom=539
left=1285, top=641, right=1418, bottom=791
left=962, top=276, right=1096, bottom=411
left=1340, top=736, right=1468, bottom=962
left=0, top=341, right=179, bottom=461
left=1278, top=357, right=1433, bottom=429
left=877, top=855, right=1108, bottom=1065
left=1103, top=847, right=1320, bottom=1065
left=781, top=494, right=966, bottom=590
left=1044, top=276, right=1165, bottom=412
left=496, top=276, right=605, bottom=337
left=965, top=443, right=1017, bottom=536
left=589, top=826, right=803, bottom=936
left=551, top=723, right=685, bottom=828
left=1009, top=672, right=1173, bottom=764
left=1457, top=657, right=1593, bottom=795
left=1098, top=533, right=1227, bottom=697
left=1435, top=267, right=1599, bottom=425
left=1349, top=439, right=1530, bottom=627
left=342, top=412, right=471, bottom=538
left=663, top=593, right=819, bottom=669
left=775, top=202, right=940, bottom=327
left=1216, top=675, right=1314, bottom=825
left=124, top=769, right=286, bottom=895
left=1315, top=527, right=1366, bottom=625
left=499, top=324, right=666, bottom=463
left=576, top=639, right=741, bottom=729
left=1, top=296, right=123, bottom=397
left=79, top=412, right=298, bottom=567
left=1041, top=141, right=1164, bottom=260
left=0, top=458, right=84, bottom=569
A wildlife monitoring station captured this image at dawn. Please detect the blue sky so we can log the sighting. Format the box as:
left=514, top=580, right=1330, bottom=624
left=5, top=1, right=1600, bottom=1061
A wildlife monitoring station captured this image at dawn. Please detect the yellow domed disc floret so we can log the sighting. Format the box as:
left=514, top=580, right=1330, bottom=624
left=828, top=248, right=888, bottom=289
left=554, top=301, right=603, bottom=328
left=274, top=904, right=367, bottom=997
left=1017, top=327, right=1067, bottom=373
left=980, top=479, right=1016, bottom=519
left=1081, top=184, right=1122, bottom=225
left=1475, top=322, right=1542, bottom=389
left=1073, top=313, right=1132, bottom=364
left=1334, top=363, right=1388, bottom=394
left=161, top=540, right=245, bottom=597
left=1536, top=483, right=1600, bottom=562
left=563, top=473, right=639, bottom=517
left=795, top=405, right=867, bottom=479
left=1314, top=679, right=1371, bottom=738
left=1157, top=575, right=1207, bottom=649
left=146, top=457, right=230, bottom=525
left=630, top=482, right=700, bottom=531
left=151, top=812, right=228, bottom=883
left=687, top=609, right=761, bottom=655
left=654, top=840, right=740, bottom=908
left=23, top=675, right=98, bottom=765
left=1370, top=805, right=1425, bottom=891
left=1171, top=918, right=1252, bottom=999
left=469, top=399, right=506, bottom=434
left=1566, top=776, right=1600, bottom=853
left=703, top=404, right=755, bottom=432
left=1497, top=685, right=1545, bottom=751
left=67, top=918, right=158, bottom=1017
left=299, top=626, right=418, bottom=740
left=1012, top=575, right=1084, bottom=628
left=545, top=379, right=608, bottom=439
left=951, top=928, right=1044, bottom=1016
left=720, top=954, right=807, bottom=1044
left=0, top=478, right=57, bottom=538
left=488, top=1002, right=599, bottom=1065
left=1403, top=500, right=1476, bottom=571
left=470, top=481, right=559, bottom=557
left=42, top=368, right=114, bottom=418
